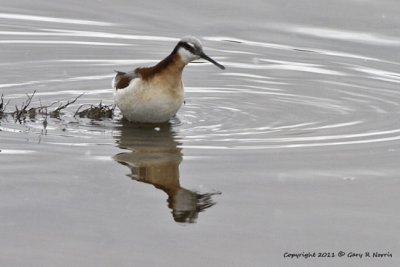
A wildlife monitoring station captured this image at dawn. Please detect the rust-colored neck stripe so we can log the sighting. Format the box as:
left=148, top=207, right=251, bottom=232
left=135, top=49, right=183, bottom=81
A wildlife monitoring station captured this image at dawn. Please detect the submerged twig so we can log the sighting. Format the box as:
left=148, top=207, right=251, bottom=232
left=49, top=93, right=83, bottom=118
left=0, top=94, right=10, bottom=118
left=1, top=94, right=10, bottom=111
left=13, top=90, right=36, bottom=123
left=75, top=101, right=115, bottom=120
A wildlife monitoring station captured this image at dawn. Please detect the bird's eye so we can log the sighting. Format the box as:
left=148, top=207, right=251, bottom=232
left=179, top=42, right=196, bottom=54
left=186, top=42, right=195, bottom=49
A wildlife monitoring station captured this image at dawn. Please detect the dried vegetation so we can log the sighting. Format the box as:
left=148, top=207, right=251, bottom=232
left=0, top=91, right=116, bottom=123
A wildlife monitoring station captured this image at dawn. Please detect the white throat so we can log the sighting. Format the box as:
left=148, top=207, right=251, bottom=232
left=177, top=47, right=199, bottom=64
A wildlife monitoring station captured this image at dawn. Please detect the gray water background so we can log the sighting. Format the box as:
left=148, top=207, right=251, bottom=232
left=0, top=0, right=399, bottom=266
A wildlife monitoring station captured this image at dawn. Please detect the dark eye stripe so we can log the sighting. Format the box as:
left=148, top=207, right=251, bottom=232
left=178, top=41, right=196, bottom=54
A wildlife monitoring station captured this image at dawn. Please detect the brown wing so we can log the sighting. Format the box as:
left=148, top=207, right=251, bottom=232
left=113, top=70, right=139, bottom=90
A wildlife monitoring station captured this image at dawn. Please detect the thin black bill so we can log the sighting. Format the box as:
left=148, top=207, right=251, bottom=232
left=200, top=52, right=225, bottom=70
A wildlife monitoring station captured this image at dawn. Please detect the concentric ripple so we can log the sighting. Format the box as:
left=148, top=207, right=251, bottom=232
left=174, top=82, right=400, bottom=149
left=172, top=36, right=400, bottom=149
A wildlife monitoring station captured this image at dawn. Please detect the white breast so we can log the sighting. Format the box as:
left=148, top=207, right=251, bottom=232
left=114, top=78, right=184, bottom=123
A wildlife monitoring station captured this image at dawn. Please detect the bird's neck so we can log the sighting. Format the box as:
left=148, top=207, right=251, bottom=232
left=135, top=52, right=186, bottom=81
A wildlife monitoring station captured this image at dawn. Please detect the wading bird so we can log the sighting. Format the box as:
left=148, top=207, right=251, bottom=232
left=113, top=36, right=225, bottom=123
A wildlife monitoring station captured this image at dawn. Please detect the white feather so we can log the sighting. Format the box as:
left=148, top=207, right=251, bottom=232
left=114, top=78, right=184, bottom=123
left=177, top=47, right=199, bottom=64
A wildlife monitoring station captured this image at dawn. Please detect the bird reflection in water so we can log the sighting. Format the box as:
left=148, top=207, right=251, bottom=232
left=113, top=121, right=220, bottom=223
